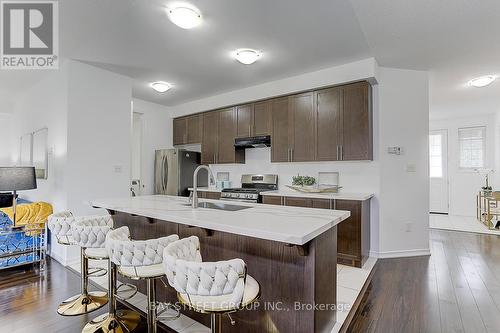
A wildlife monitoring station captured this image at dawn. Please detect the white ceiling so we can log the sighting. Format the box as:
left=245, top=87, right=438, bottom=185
left=0, top=0, right=499, bottom=116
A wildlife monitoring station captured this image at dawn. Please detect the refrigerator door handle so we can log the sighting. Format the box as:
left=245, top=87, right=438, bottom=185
left=163, top=154, right=169, bottom=192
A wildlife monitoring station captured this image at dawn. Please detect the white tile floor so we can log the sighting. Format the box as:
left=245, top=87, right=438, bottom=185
left=70, top=256, right=377, bottom=333
left=430, top=213, right=500, bottom=235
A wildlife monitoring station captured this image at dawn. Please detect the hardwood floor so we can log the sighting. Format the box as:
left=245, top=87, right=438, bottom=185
left=0, top=259, right=159, bottom=333
left=348, top=229, right=500, bottom=333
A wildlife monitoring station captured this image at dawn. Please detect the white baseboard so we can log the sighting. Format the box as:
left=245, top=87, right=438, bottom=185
left=369, top=248, right=431, bottom=259
left=48, top=252, right=66, bottom=265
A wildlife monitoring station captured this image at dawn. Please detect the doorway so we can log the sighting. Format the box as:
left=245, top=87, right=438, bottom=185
left=429, top=129, right=449, bottom=214
left=131, top=112, right=143, bottom=196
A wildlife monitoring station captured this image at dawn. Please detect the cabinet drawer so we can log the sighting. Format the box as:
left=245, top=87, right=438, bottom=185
left=262, top=196, right=282, bottom=205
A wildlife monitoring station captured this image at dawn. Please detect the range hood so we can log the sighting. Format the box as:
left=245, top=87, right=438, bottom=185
left=234, top=135, right=271, bottom=149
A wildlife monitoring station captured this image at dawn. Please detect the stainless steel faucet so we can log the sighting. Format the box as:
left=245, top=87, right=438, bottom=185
left=192, top=165, right=215, bottom=208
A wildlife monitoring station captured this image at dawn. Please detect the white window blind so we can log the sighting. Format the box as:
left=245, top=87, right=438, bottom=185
left=459, top=127, right=485, bottom=169
left=429, top=134, right=443, bottom=178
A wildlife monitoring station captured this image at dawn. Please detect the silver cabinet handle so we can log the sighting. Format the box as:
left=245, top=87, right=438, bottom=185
left=336, top=146, right=339, bottom=160
left=341, top=146, right=344, bottom=160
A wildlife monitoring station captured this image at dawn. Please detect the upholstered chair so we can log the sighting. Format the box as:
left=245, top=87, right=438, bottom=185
left=47, top=212, right=107, bottom=316
left=105, top=226, right=179, bottom=333
left=163, top=236, right=260, bottom=333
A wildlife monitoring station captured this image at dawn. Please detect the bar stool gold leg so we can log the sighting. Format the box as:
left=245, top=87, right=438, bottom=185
left=58, top=248, right=108, bottom=316
left=146, top=278, right=157, bottom=333
left=82, top=260, right=140, bottom=333
left=210, top=313, right=222, bottom=333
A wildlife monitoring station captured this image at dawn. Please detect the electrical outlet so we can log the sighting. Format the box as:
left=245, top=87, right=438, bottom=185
left=113, top=165, right=123, bottom=173
left=405, top=222, right=413, bottom=232
left=406, top=164, right=417, bottom=172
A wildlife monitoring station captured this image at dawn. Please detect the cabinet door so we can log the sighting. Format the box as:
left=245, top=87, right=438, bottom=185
left=186, top=114, right=202, bottom=144
left=201, top=111, right=218, bottom=164
left=289, top=92, right=316, bottom=162
left=284, top=197, right=312, bottom=208
left=270, top=97, right=290, bottom=162
left=173, top=117, right=187, bottom=145
left=336, top=200, right=361, bottom=263
left=262, top=195, right=282, bottom=205
left=236, top=104, right=254, bottom=138
left=312, top=198, right=331, bottom=209
left=205, top=192, right=221, bottom=200
left=253, top=100, right=271, bottom=136
left=217, top=108, right=238, bottom=164
left=316, top=87, right=342, bottom=161
left=342, top=82, right=372, bottom=160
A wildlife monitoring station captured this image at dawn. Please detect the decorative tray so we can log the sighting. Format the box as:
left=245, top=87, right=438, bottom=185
left=286, top=185, right=342, bottom=193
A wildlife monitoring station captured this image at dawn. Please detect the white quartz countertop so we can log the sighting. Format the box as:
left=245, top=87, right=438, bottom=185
left=262, top=190, right=374, bottom=201
left=189, top=187, right=374, bottom=201
left=90, top=195, right=350, bottom=245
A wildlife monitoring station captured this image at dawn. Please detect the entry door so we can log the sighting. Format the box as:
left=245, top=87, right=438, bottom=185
left=429, top=130, right=449, bottom=214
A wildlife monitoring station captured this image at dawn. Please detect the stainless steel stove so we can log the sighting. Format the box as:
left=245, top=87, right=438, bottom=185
left=221, top=174, right=278, bottom=203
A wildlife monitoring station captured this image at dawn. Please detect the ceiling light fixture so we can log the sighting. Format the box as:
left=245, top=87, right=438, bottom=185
left=468, top=75, right=497, bottom=88
left=150, top=81, right=171, bottom=93
left=167, top=6, right=202, bottom=29
left=233, top=49, right=262, bottom=65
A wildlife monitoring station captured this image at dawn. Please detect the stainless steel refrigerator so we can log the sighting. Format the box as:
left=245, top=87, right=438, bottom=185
left=154, top=149, right=207, bottom=197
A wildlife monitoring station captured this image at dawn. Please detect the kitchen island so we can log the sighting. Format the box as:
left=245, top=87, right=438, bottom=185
left=91, top=195, right=350, bottom=333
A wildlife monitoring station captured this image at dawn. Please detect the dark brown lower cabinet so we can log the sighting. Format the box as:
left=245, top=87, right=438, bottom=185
left=262, top=195, right=370, bottom=268
left=195, top=191, right=221, bottom=200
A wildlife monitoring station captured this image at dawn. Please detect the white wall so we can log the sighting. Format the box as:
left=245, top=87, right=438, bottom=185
left=377, top=67, right=430, bottom=258
left=9, top=60, right=133, bottom=265
left=430, top=114, right=496, bottom=216
left=132, top=99, right=173, bottom=195
left=0, top=114, right=13, bottom=165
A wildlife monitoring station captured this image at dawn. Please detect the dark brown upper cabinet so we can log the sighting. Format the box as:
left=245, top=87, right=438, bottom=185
left=173, top=117, right=187, bottom=146
left=175, top=80, right=372, bottom=163
left=315, top=81, right=372, bottom=161
left=253, top=100, right=271, bottom=136
left=186, top=114, right=203, bottom=144
left=218, top=107, right=244, bottom=164
left=270, top=97, right=290, bottom=162
left=341, top=82, right=372, bottom=161
left=316, top=86, right=342, bottom=161
left=201, top=111, right=218, bottom=164
left=289, top=92, right=316, bottom=162
left=236, top=102, right=271, bottom=138
left=201, top=108, right=244, bottom=165
left=173, top=114, right=203, bottom=145
left=236, top=104, right=254, bottom=138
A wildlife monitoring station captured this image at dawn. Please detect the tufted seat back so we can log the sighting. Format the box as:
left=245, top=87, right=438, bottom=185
left=163, top=236, right=247, bottom=307
left=71, top=215, right=113, bottom=248
left=106, top=226, right=179, bottom=267
left=47, top=211, right=74, bottom=244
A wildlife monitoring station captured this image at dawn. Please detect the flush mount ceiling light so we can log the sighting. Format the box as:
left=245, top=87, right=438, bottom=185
left=233, top=49, right=262, bottom=65
left=167, top=6, right=202, bottom=29
left=468, top=75, right=497, bottom=88
left=150, top=81, right=171, bottom=93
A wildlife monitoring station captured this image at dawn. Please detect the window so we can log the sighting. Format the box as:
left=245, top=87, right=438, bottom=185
left=459, top=127, right=485, bottom=169
left=429, top=134, right=443, bottom=178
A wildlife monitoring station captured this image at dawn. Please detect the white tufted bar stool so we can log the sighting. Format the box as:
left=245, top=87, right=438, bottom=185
left=163, top=236, right=261, bottom=333
left=104, top=226, right=180, bottom=333
left=48, top=212, right=107, bottom=316
left=75, top=218, right=141, bottom=333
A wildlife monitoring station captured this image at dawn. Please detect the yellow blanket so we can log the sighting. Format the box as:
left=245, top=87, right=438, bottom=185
left=0, top=202, right=53, bottom=232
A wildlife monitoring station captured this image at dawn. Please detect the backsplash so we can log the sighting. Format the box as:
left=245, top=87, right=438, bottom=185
left=209, top=147, right=380, bottom=194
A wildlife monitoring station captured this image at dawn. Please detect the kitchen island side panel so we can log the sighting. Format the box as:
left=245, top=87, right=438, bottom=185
left=112, top=211, right=337, bottom=333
